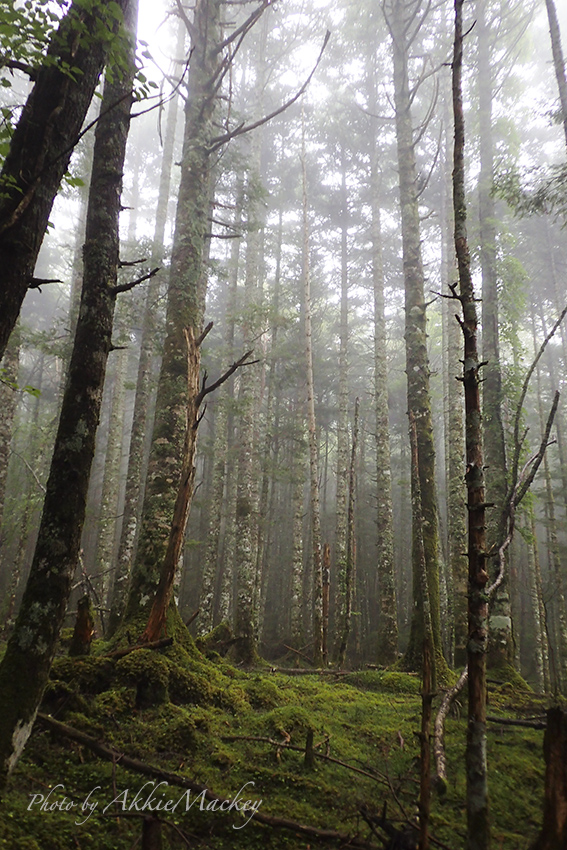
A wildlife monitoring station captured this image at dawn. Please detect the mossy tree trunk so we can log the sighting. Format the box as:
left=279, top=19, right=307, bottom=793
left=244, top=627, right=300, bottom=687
left=452, top=4, right=490, bottom=847
left=0, top=0, right=129, bottom=361
left=386, top=0, right=443, bottom=670
left=0, top=0, right=136, bottom=786
left=124, top=0, right=223, bottom=627
left=107, top=35, right=183, bottom=636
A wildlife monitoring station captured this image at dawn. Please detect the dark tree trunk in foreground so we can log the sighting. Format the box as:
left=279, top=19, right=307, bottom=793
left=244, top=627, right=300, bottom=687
left=0, top=0, right=128, bottom=361
left=0, top=0, right=136, bottom=789
left=452, top=3, right=490, bottom=848
left=530, top=707, right=567, bottom=850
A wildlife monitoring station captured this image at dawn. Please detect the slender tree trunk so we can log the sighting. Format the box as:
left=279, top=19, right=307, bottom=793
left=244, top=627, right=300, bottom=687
left=453, top=4, right=490, bottom=847
left=545, top=0, right=567, bottom=150
left=337, top=398, right=359, bottom=667
left=0, top=327, right=20, bottom=535
left=301, top=114, right=323, bottom=667
left=370, top=153, right=398, bottom=666
left=0, top=0, right=136, bottom=785
left=530, top=707, right=567, bottom=850
left=387, top=0, right=443, bottom=670
left=108, top=25, right=184, bottom=636
left=333, top=149, right=350, bottom=660
left=476, top=0, right=512, bottom=670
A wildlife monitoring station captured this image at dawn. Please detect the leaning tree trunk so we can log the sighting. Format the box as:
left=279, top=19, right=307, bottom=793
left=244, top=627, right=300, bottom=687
left=387, top=0, right=444, bottom=671
left=0, top=0, right=137, bottom=787
left=453, top=3, right=490, bottom=848
left=0, top=0, right=129, bottom=361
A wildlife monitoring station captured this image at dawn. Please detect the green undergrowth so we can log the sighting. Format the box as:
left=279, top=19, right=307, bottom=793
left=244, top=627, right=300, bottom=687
left=0, top=639, right=549, bottom=850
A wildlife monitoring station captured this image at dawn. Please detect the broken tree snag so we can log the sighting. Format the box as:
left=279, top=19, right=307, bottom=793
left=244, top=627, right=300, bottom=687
left=530, top=707, right=567, bottom=850
left=304, top=728, right=315, bottom=769
left=68, top=595, right=95, bottom=657
left=140, top=327, right=201, bottom=644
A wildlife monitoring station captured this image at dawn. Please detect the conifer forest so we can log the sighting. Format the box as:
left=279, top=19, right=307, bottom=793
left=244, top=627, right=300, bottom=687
left=1, top=0, right=567, bottom=848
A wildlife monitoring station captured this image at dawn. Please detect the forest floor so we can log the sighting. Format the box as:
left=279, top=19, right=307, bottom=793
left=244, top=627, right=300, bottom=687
left=0, top=628, right=548, bottom=850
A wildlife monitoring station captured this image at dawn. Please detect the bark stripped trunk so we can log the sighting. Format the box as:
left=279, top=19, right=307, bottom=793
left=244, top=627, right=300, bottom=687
left=0, top=0, right=136, bottom=784
left=453, top=4, right=490, bottom=847
left=141, top=329, right=200, bottom=643
left=0, top=0, right=129, bottom=361
left=387, top=0, right=443, bottom=670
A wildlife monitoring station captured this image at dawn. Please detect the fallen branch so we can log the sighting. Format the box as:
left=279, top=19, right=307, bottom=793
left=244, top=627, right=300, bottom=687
left=36, top=714, right=380, bottom=848
left=486, top=715, right=547, bottom=730
left=220, top=734, right=389, bottom=786
left=282, top=643, right=315, bottom=666
left=103, top=637, right=174, bottom=660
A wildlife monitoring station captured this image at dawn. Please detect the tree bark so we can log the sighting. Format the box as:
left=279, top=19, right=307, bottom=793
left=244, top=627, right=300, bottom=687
left=530, top=707, right=567, bottom=850
left=545, top=0, right=567, bottom=151
left=386, top=0, right=443, bottom=670
left=0, top=0, right=129, bottom=361
left=0, top=0, right=136, bottom=786
left=453, top=4, right=490, bottom=848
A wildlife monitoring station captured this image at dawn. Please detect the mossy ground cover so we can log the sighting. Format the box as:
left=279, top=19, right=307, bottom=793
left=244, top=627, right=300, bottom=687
left=0, top=639, right=547, bottom=850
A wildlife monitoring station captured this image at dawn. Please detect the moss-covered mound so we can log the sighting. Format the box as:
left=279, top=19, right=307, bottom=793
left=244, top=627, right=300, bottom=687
left=0, top=638, right=548, bottom=850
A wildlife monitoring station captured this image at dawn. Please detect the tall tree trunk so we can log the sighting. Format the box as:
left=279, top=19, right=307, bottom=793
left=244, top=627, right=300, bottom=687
left=108, top=35, right=183, bottom=635
left=441, top=78, right=467, bottom=667
left=387, top=0, right=443, bottom=670
left=476, top=0, right=512, bottom=670
left=545, top=0, right=567, bottom=150
left=0, top=0, right=130, bottom=361
left=453, top=3, right=490, bottom=847
left=0, top=0, right=136, bottom=785
left=301, top=114, right=323, bottom=667
left=333, top=149, right=350, bottom=661
left=124, top=0, right=223, bottom=627
left=337, top=398, right=359, bottom=667
left=370, top=161, right=398, bottom=666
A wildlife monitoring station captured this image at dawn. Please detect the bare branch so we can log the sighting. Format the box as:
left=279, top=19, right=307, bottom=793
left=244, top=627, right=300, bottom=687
left=208, top=30, right=331, bottom=152
left=111, top=267, right=160, bottom=296
left=196, top=349, right=257, bottom=406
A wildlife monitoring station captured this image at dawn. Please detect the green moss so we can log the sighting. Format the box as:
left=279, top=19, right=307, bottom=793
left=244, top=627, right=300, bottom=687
left=343, top=670, right=422, bottom=695
left=244, top=676, right=285, bottom=709
left=116, top=650, right=169, bottom=707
